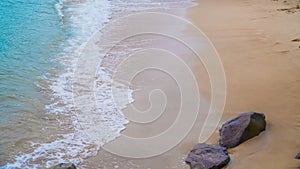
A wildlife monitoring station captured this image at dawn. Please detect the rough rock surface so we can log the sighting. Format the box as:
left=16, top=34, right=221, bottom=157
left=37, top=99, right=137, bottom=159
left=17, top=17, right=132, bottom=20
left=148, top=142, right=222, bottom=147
left=49, top=163, right=76, bottom=169
left=220, top=112, right=266, bottom=148
left=185, top=143, right=230, bottom=169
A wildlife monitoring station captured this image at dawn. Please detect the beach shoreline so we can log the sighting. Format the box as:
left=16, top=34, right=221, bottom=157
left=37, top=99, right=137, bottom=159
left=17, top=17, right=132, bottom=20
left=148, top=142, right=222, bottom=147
left=4, top=0, right=298, bottom=168
left=90, top=0, right=300, bottom=168
left=1, top=0, right=299, bottom=167
left=11, top=0, right=298, bottom=168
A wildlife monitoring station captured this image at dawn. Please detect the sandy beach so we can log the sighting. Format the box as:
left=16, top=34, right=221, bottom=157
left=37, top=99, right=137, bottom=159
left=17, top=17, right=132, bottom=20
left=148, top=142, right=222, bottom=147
left=189, top=0, right=300, bottom=168
left=81, top=0, right=300, bottom=168
left=1, top=0, right=299, bottom=167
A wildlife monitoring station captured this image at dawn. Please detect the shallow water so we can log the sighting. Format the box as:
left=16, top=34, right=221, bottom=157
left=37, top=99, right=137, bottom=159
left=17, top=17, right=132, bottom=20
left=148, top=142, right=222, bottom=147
left=0, top=0, right=113, bottom=167
left=0, top=0, right=65, bottom=165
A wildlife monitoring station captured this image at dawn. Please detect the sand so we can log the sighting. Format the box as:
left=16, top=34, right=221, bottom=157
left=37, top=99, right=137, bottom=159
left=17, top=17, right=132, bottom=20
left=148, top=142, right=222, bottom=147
left=188, top=0, right=300, bottom=168
left=84, top=0, right=300, bottom=168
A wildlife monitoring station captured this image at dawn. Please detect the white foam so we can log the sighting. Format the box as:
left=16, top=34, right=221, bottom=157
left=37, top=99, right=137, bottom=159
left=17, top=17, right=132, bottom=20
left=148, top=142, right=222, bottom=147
left=55, top=0, right=64, bottom=19
left=3, top=131, right=98, bottom=169
left=3, top=0, right=118, bottom=168
left=4, top=0, right=195, bottom=168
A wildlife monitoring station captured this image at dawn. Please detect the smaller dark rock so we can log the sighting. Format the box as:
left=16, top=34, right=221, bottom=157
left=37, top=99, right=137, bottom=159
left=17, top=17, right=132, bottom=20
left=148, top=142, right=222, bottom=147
left=296, top=152, right=300, bottom=159
left=185, top=143, right=230, bottom=169
left=49, top=163, right=76, bottom=169
left=220, top=112, right=266, bottom=148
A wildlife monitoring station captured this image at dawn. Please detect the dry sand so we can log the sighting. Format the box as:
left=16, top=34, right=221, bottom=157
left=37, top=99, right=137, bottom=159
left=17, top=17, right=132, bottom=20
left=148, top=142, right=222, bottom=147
left=189, top=0, right=300, bottom=168
left=85, top=0, right=300, bottom=168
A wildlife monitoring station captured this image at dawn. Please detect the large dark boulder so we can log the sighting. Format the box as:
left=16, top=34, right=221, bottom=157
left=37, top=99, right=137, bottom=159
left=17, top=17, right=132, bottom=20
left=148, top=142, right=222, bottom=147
left=185, top=143, right=230, bottom=169
left=219, top=112, right=266, bottom=148
left=49, top=163, right=76, bottom=169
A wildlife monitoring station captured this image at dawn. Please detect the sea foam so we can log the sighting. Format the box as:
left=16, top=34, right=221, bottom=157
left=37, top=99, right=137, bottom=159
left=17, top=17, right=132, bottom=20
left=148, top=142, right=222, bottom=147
left=2, top=0, right=132, bottom=168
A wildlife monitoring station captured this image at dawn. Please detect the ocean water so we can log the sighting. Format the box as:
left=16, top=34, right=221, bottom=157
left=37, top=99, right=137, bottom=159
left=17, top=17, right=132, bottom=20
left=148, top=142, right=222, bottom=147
left=0, top=0, right=63, bottom=127
left=0, top=0, right=115, bottom=168
left=0, top=0, right=65, bottom=166
left=0, top=0, right=194, bottom=168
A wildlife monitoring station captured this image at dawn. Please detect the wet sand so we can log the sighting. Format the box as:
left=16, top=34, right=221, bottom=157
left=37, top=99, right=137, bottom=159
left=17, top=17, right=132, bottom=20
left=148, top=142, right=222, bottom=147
left=85, top=0, right=300, bottom=168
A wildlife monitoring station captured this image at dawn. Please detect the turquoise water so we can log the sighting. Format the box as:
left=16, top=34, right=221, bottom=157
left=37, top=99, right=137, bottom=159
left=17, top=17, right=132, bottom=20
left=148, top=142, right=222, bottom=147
left=0, top=0, right=65, bottom=165
left=0, top=0, right=114, bottom=167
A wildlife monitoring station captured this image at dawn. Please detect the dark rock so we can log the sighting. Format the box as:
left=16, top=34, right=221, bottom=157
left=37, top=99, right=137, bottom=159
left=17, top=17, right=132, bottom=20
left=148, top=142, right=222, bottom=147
left=220, top=112, right=266, bottom=148
left=296, top=152, right=300, bottom=159
left=185, top=143, right=230, bottom=169
left=49, top=163, right=76, bottom=169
